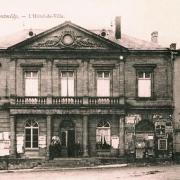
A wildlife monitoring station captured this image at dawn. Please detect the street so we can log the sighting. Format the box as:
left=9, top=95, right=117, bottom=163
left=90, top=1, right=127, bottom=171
left=0, top=164, right=180, bottom=180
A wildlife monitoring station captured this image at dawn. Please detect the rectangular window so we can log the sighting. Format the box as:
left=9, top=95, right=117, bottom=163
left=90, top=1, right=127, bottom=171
left=61, top=71, right=74, bottom=96
left=25, top=71, right=38, bottom=96
left=158, top=139, right=167, bottom=150
left=97, top=71, right=110, bottom=97
left=138, top=71, right=151, bottom=97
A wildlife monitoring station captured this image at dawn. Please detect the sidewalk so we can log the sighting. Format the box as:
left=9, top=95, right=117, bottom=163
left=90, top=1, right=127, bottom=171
left=0, top=163, right=128, bottom=173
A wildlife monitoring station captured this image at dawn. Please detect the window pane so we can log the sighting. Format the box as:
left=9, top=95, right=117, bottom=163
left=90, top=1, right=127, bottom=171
left=145, top=72, right=151, bottom=78
left=104, top=71, right=110, bottom=78
left=32, top=121, right=38, bottom=127
left=97, top=79, right=110, bottom=96
left=96, top=129, right=110, bottom=145
left=33, top=136, right=38, bottom=142
left=62, top=72, right=68, bottom=77
left=32, top=71, right=38, bottom=78
left=61, top=79, right=68, bottom=96
left=68, top=71, right=74, bottom=77
left=138, top=72, right=144, bottom=78
left=25, top=135, right=31, bottom=141
left=25, top=72, right=31, bottom=78
left=33, top=129, right=38, bottom=134
left=25, top=129, right=31, bottom=134
left=25, top=141, right=31, bottom=148
left=25, top=78, right=38, bottom=96
left=68, top=79, right=74, bottom=96
left=33, top=141, right=38, bottom=148
left=61, top=78, right=74, bottom=96
left=97, top=72, right=103, bottom=78
left=158, top=139, right=167, bottom=150
left=138, top=79, right=151, bottom=97
left=61, top=132, right=66, bottom=146
left=25, top=122, right=31, bottom=127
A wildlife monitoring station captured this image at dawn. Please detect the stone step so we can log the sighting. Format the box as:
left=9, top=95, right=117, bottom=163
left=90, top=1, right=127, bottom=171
left=36, top=157, right=126, bottom=169
left=37, top=158, right=100, bottom=168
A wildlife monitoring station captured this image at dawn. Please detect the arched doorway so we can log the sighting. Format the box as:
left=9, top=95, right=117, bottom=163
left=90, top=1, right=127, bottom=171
left=59, top=119, right=75, bottom=157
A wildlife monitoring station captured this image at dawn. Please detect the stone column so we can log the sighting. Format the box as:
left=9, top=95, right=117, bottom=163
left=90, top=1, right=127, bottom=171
left=119, top=60, right=125, bottom=96
left=9, top=59, right=16, bottom=96
left=119, top=115, right=125, bottom=156
left=10, top=115, right=16, bottom=157
left=83, top=60, right=89, bottom=96
left=46, top=115, right=52, bottom=158
left=46, top=59, right=53, bottom=96
left=83, top=115, right=89, bottom=157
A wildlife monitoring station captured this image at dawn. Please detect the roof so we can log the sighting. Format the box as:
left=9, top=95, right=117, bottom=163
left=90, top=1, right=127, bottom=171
left=0, top=23, right=167, bottom=50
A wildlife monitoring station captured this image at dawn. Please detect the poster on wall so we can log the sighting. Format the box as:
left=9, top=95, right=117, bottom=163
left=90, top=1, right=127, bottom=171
left=0, top=132, right=10, bottom=156
left=39, top=136, right=46, bottom=148
left=111, top=136, right=119, bottom=149
left=0, top=133, right=3, bottom=140
left=0, top=140, right=10, bottom=156
left=16, top=134, right=24, bottom=153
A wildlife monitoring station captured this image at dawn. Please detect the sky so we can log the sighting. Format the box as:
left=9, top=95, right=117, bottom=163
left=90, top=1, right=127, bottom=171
left=0, top=0, right=180, bottom=48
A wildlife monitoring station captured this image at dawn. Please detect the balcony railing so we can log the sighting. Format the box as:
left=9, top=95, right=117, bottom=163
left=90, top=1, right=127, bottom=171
left=52, top=97, right=83, bottom=105
left=88, top=97, right=124, bottom=105
left=12, top=96, right=124, bottom=106
left=15, top=96, right=47, bottom=105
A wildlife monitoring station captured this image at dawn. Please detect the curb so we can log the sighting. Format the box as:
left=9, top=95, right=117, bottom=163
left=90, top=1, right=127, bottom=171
left=0, top=164, right=128, bottom=173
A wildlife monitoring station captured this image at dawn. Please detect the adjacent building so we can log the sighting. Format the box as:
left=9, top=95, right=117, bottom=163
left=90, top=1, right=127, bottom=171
left=0, top=18, right=174, bottom=159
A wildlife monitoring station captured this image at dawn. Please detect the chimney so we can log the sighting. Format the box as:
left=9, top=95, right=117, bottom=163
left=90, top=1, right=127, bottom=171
left=115, top=16, right=121, bottom=39
left=151, top=31, right=158, bottom=43
left=170, top=43, right=176, bottom=50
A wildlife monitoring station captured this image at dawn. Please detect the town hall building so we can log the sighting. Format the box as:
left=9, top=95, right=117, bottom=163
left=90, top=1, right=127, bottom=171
left=0, top=17, right=174, bottom=159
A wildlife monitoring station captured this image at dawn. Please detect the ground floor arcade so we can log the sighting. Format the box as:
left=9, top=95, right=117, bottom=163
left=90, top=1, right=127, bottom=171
left=0, top=108, right=174, bottom=159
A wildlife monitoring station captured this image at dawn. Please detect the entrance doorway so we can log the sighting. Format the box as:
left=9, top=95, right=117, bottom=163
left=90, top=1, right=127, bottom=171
left=60, top=120, right=75, bottom=157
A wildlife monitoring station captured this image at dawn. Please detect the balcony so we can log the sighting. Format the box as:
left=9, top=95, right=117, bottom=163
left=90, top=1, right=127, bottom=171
left=11, top=96, right=124, bottom=106
left=88, top=97, right=124, bottom=105
left=52, top=97, right=83, bottom=105
left=15, top=96, right=47, bottom=105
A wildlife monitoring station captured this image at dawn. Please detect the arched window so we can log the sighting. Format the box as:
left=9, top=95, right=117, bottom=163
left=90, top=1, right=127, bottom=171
left=96, top=120, right=111, bottom=149
left=25, top=120, right=39, bottom=148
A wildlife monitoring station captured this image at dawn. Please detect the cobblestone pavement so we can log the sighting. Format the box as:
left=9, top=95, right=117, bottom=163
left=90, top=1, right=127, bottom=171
left=0, top=164, right=180, bottom=180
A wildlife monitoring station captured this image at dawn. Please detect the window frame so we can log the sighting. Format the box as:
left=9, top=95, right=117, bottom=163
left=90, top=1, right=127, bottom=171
left=24, top=120, right=39, bottom=149
left=23, top=68, right=41, bottom=97
left=59, top=70, right=76, bottom=97
left=158, top=139, right=167, bottom=150
left=134, top=64, right=156, bottom=100
left=24, top=71, right=39, bottom=97
left=96, top=120, right=111, bottom=149
left=96, top=70, right=112, bottom=97
left=137, top=71, right=152, bottom=98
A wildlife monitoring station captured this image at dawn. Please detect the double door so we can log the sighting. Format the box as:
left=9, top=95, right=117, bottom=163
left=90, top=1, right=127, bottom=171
left=61, top=129, right=75, bottom=157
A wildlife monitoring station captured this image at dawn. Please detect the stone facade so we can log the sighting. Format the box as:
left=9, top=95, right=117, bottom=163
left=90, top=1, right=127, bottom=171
left=0, top=21, right=174, bottom=159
